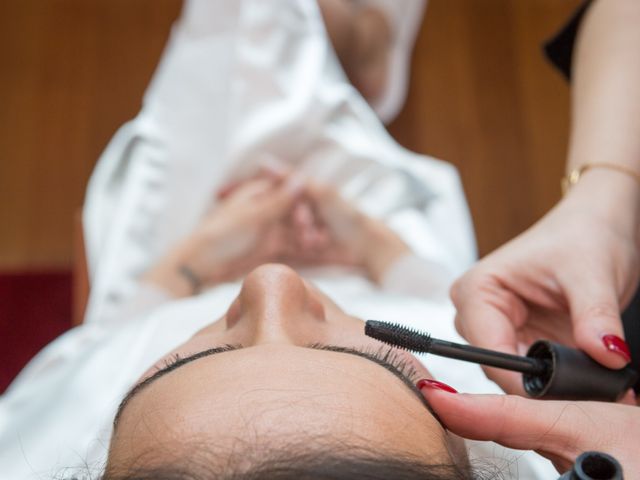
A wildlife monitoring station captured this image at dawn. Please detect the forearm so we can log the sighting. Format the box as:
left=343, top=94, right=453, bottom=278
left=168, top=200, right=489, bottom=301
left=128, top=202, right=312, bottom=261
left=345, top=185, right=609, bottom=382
left=564, top=0, right=640, bottom=238
left=142, top=238, right=205, bottom=299
left=568, top=0, right=640, bottom=173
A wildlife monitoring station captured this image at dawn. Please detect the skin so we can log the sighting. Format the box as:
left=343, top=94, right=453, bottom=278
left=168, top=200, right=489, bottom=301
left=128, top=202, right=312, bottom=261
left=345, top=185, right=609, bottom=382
left=421, top=387, right=640, bottom=474
left=317, top=0, right=392, bottom=105
left=108, top=264, right=465, bottom=471
left=451, top=0, right=640, bottom=394
left=432, top=0, right=640, bottom=473
left=109, top=171, right=466, bottom=470
left=143, top=171, right=411, bottom=296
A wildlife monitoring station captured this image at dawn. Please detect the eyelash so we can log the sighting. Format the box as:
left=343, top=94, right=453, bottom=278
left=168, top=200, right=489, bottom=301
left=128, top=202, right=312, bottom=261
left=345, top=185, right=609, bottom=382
left=158, top=345, right=240, bottom=371
left=319, top=344, right=420, bottom=383
left=160, top=345, right=419, bottom=383
left=367, top=347, right=420, bottom=382
left=162, top=353, right=183, bottom=368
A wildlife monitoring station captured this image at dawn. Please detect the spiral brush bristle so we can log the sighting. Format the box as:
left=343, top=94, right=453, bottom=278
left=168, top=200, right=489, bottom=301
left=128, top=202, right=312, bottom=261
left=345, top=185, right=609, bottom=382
left=364, top=320, right=433, bottom=353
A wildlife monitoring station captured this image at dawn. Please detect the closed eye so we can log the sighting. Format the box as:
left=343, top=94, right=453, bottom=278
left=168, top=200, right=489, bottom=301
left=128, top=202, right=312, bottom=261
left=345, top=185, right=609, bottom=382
left=159, top=344, right=420, bottom=384
left=113, top=342, right=431, bottom=427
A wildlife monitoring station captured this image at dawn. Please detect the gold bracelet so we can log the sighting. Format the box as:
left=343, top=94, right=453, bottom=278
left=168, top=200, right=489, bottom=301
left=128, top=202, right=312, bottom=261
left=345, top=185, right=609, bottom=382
left=561, top=162, right=640, bottom=195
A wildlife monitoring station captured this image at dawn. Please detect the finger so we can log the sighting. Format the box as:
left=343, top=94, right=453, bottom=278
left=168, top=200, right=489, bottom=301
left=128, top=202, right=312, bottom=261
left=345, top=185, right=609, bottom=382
left=452, top=311, right=522, bottom=393
left=292, top=201, right=316, bottom=230
left=617, top=388, right=637, bottom=406
left=216, top=180, right=241, bottom=200
left=216, top=175, right=273, bottom=201
left=217, top=168, right=290, bottom=201
left=450, top=272, right=528, bottom=394
left=563, top=271, right=631, bottom=369
left=420, top=386, right=628, bottom=470
left=257, top=154, right=291, bottom=179
left=305, top=182, right=340, bottom=219
left=260, top=225, right=289, bottom=260
left=224, top=177, right=276, bottom=202
left=254, top=180, right=303, bottom=223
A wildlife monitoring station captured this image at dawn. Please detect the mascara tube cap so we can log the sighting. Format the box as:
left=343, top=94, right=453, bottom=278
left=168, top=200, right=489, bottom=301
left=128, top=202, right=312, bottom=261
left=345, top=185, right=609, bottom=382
left=523, top=340, right=638, bottom=401
left=557, top=451, right=623, bottom=480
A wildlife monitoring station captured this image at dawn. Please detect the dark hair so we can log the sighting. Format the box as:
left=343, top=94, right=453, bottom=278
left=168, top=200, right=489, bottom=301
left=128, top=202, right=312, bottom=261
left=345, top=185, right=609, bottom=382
left=103, top=457, right=467, bottom=480
left=100, top=442, right=500, bottom=480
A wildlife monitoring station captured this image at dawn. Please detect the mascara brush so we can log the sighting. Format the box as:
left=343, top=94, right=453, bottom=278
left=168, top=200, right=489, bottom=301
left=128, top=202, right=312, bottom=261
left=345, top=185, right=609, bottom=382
left=365, top=320, right=547, bottom=375
left=365, top=320, right=638, bottom=401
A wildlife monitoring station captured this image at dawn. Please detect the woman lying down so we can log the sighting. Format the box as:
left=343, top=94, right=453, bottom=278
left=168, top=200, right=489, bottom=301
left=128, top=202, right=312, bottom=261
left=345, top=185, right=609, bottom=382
left=0, top=0, right=557, bottom=478
left=108, top=174, right=480, bottom=479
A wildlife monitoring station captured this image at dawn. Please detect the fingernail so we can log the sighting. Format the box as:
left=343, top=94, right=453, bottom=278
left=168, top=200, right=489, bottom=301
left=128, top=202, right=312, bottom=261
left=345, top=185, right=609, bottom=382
left=602, top=334, right=632, bottom=363
left=416, top=378, right=458, bottom=394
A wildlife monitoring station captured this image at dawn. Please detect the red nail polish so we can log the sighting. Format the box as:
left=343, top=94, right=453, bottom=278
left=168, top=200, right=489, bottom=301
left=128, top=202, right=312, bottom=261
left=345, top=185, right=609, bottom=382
left=602, top=334, right=632, bottom=363
left=417, top=378, right=458, bottom=394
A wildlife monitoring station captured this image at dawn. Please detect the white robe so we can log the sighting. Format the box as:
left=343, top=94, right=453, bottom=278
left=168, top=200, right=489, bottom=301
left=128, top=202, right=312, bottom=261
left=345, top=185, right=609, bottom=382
left=0, top=1, right=555, bottom=478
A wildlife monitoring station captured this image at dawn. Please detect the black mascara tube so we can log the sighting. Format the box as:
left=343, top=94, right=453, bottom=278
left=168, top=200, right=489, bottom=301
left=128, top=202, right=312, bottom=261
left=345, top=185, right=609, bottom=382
left=365, top=320, right=638, bottom=401
left=523, top=340, right=637, bottom=401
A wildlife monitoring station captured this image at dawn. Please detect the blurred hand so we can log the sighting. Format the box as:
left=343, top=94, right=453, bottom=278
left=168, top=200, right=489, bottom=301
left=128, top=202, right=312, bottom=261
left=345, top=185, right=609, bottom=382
left=186, top=176, right=303, bottom=283
left=216, top=169, right=412, bottom=283
left=419, top=382, right=640, bottom=473
left=214, top=168, right=363, bottom=270
left=295, top=182, right=411, bottom=282
left=452, top=171, right=640, bottom=394
left=145, top=166, right=412, bottom=295
left=144, top=175, right=301, bottom=294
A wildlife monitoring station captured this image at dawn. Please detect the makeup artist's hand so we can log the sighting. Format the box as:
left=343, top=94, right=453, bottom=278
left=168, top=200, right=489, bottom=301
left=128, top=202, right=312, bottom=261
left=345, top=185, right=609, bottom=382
left=452, top=171, right=640, bottom=394
left=419, top=383, right=640, bottom=474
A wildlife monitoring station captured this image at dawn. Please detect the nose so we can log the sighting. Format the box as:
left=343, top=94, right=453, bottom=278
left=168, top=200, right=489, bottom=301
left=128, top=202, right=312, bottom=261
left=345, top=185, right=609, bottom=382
left=230, top=264, right=325, bottom=344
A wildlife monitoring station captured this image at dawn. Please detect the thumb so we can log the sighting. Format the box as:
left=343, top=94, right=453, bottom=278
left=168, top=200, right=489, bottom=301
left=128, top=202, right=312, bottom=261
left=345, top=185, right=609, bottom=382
left=450, top=273, right=527, bottom=394
left=255, top=178, right=303, bottom=222
left=420, top=384, right=636, bottom=472
left=564, top=273, right=631, bottom=369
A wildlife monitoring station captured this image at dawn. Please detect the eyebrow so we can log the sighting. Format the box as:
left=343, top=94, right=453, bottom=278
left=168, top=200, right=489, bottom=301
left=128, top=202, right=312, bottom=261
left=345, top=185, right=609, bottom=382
left=113, top=344, right=433, bottom=427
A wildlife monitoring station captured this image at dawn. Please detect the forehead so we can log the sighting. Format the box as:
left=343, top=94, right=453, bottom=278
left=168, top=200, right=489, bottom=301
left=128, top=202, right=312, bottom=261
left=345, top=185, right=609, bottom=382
left=109, top=346, right=447, bottom=465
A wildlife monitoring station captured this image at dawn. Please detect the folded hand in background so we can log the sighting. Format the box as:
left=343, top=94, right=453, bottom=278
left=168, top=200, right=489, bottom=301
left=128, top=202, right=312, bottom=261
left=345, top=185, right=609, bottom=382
left=143, top=166, right=410, bottom=296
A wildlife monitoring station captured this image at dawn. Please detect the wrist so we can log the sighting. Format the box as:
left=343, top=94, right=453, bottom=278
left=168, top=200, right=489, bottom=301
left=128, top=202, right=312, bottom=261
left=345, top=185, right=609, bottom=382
left=561, top=167, right=640, bottom=242
left=142, top=236, right=209, bottom=298
left=142, top=259, right=197, bottom=299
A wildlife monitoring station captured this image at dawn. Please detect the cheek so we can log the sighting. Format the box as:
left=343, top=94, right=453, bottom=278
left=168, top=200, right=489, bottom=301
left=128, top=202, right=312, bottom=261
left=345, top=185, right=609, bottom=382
left=193, top=313, right=228, bottom=335
left=225, top=298, right=242, bottom=327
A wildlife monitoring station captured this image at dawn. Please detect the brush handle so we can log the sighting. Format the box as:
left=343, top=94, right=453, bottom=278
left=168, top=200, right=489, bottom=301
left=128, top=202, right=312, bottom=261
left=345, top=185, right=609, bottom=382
left=429, top=338, right=548, bottom=375
left=364, top=320, right=548, bottom=375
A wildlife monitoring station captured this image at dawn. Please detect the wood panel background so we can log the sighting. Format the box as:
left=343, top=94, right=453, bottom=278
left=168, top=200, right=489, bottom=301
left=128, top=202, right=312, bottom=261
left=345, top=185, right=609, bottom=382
left=0, top=0, right=581, bottom=269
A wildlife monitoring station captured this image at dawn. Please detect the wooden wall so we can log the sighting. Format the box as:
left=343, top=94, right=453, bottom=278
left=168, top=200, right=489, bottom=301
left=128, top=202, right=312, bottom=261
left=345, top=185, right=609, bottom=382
left=388, top=0, right=582, bottom=255
left=0, top=0, right=181, bottom=269
left=0, top=0, right=581, bottom=269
